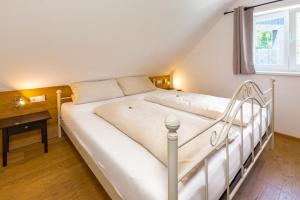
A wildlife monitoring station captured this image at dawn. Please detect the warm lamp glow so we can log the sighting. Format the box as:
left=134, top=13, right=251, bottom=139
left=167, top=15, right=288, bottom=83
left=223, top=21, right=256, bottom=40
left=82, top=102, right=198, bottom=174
left=173, top=77, right=181, bottom=89
left=11, top=77, right=51, bottom=90
left=19, top=99, right=25, bottom=105
left=15, top=96, right=26, bottom=108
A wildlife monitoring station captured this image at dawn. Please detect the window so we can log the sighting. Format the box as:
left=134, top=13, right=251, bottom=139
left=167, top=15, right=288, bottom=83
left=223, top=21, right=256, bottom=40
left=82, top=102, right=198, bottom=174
left=291, top=8, right=300, bottom=68
left=254, top=6, right=300, bottom=73
left=297, top=12, right=300, bottom=64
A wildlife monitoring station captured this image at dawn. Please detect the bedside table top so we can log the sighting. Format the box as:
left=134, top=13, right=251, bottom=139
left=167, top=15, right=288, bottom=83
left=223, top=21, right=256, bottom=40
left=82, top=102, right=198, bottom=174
left=0, top=111, right=51, bottom=129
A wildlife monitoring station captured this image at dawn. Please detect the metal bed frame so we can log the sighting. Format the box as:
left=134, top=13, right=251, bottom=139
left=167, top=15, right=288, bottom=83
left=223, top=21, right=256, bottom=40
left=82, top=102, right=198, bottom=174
left=56, top=79, right=275, bottom=200
left=165, top=79, right=275, bottom=200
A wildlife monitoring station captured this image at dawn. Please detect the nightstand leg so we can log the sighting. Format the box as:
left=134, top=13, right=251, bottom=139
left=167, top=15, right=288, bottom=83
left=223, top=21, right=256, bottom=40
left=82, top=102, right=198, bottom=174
left=2, top=129, right=8, bottom=167
left=7, top=133, right=9, bottom=153
left=42, top=121, right=48, bottom=153
left=41, top=131, right=44, bottom=143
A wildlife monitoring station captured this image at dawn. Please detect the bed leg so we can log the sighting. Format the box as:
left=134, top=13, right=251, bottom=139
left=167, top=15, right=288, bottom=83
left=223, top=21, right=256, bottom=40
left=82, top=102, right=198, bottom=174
left=270, top=78, right=275, bottom=150
left=56, top=90, right=62, bottom=138
left=165, top=115, right=180, bottom=200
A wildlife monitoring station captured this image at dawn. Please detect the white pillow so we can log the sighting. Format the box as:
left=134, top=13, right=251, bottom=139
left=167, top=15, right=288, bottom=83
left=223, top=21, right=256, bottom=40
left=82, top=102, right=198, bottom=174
left=70, top=79, right=124, bottom=104
left=117, top=76, right=156, bottom=95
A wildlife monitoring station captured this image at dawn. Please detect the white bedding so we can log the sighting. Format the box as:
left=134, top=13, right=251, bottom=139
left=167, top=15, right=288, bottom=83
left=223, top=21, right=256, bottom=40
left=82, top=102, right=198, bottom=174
left=61, top=89, right=269, bottom=200
left=94, top=99, right=238, bottom=180
left=144, top=91, right=260, bottom=127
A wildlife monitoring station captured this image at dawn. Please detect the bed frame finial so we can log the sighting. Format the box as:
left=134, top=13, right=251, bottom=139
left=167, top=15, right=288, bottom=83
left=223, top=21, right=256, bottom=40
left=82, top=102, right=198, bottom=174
left=165, top=115, right=180, bottom=200
left=165, top=115, right=180, bottom=132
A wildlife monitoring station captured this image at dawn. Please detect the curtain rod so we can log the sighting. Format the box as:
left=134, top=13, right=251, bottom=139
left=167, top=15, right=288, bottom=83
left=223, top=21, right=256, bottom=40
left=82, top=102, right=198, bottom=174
left=224, top=0, right=285, bottom=15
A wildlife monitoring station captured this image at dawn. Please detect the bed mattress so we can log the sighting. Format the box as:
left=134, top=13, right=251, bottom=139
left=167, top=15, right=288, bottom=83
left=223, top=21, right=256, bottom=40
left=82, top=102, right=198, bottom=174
left=61, top=89, right=269, bottom=200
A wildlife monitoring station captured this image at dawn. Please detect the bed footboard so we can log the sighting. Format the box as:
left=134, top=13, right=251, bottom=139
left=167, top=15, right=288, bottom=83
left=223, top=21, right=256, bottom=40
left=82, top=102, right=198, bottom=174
left=165, top=79, right=275, bottom=200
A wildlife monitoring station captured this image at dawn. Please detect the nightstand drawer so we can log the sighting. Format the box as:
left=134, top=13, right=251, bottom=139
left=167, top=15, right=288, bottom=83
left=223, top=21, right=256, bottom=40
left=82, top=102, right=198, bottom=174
left=7, top=121, right=44, bottom=135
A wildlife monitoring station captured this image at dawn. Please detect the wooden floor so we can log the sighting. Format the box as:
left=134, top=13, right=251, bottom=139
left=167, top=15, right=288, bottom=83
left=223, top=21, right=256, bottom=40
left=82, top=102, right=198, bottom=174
left=0, top=133, right=299, bottom=200
left=235, top=134, right=300, bottom=200
left=0, top=137, right=110, bottom=200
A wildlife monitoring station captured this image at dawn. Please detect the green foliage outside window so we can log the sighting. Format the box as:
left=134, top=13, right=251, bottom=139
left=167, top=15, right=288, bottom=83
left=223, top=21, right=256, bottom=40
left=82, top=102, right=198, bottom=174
left=256, top=31, right=272, bottom=49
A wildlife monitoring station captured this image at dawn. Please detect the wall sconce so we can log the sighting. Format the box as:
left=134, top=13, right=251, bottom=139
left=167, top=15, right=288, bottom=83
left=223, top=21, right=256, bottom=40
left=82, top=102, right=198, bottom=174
left=164, top=79, right=170, bottom=86
left=15, top=96, right=26, bottom=108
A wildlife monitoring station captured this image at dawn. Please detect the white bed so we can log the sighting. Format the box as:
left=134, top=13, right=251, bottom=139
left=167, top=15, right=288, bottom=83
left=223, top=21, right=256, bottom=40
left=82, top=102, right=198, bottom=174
left=60, top=89, right=269, bottom=200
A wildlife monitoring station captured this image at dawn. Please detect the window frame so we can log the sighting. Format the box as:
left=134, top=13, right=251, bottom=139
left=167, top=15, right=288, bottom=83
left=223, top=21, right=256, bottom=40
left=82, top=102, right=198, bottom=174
left=253, top=10, right=290, bottom=72
left=253, top=4, right=300, bottom=73
left=289, top=7, right=300, bottom=70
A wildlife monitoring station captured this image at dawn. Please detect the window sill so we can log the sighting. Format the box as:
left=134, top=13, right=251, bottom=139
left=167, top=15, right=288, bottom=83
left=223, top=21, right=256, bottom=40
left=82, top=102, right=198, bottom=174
left=256, top=71, right=300, bottom=77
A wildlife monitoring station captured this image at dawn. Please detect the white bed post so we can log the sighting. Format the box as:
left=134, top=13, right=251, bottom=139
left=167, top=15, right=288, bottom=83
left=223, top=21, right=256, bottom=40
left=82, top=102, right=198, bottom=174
left=165, top=115, right=180, bottom=200
left=271, top=78, right=275, bottom=149
left=56, top=90, right=62, bottom=138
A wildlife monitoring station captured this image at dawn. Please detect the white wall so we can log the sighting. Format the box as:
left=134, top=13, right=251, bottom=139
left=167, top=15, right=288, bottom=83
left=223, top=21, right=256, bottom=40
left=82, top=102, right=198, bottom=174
left=0, top=0, right=234, bottom=91
left=175, top=0, right=300, bottom=138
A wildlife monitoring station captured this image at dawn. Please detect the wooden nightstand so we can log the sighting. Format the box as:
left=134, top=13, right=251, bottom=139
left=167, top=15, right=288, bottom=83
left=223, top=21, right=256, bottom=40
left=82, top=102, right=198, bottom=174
left=0, top=111, right=51, bottom=167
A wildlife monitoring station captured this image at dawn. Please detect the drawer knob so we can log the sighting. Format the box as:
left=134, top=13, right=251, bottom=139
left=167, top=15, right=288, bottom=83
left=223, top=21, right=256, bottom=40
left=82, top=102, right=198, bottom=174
left=24, top=125, right=29, bottom=129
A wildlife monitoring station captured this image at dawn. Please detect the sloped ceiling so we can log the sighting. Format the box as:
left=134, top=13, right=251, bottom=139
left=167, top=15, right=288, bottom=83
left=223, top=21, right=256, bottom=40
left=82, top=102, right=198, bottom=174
left=0, top=0, right=235, bottom=91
